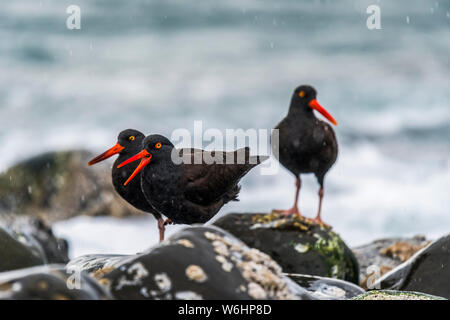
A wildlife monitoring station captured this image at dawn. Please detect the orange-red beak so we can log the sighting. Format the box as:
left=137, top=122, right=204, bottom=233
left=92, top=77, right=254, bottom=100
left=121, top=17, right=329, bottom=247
left=308, top=99, right=338, bottom=126
left=88, top=143, right=125, bottom=166
left=117, top=149, right=152, bottom=186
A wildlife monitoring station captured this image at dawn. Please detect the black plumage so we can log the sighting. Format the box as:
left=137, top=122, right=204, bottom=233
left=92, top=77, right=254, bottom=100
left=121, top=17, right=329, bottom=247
left=119, top=134, right=267, bottom=225
left=88, top=129, right=167, bottom=241
left=273, top=85, right=338, bottom=226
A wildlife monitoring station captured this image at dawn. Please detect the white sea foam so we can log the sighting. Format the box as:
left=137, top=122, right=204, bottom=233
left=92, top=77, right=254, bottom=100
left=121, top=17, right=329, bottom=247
left=53, top=216, right=186, bottom=258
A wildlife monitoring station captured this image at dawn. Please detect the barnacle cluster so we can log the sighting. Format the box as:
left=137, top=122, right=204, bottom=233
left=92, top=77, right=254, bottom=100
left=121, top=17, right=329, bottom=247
left=204, top=230, right=297, bottom=300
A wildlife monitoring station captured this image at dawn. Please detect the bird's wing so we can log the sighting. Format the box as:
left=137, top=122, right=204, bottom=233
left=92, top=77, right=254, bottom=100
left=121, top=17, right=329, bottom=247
left=318, top=121, right=338, bottom=158
left=179, top=148, right=261, bottom=205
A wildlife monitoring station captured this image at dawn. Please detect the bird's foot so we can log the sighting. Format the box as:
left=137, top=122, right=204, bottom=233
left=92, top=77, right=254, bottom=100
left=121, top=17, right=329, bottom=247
left=272, top=207, right=302, bottom=217
left=311, top=216, right=331, bottom=229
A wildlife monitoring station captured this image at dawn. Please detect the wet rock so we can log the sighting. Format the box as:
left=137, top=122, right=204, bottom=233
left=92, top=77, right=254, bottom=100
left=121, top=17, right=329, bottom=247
left=0, top=265, right=110, bottom=300
left=0, top=226, right=44, bottom=272
left=213, top=213, right=359, bottom=284
left=15, top=218, right=69, bottom=264
left=0, top=218, right=69, bottom=272
left=351, top=290, right=446, bottom=300
left=69, top=226, right=315, bottom=300
left=286, top=273, right=365, bottom=300
left=0, top=150, right=142, bottom=222
left=352, top=235, right=430, bottom=289
left=380, top=239, right=429, bottom=262
left=67, top=254, right=128, bottom=274
left=373, top=235, right=450, bottom=299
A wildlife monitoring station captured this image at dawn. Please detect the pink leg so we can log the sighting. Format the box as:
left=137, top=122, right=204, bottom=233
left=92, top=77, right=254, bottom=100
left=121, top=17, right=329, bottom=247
left=273, top=177, right=302, bottom=216
left=157, top=218, right=166, bottom=242
left=312, top=187, right=330, bottom=228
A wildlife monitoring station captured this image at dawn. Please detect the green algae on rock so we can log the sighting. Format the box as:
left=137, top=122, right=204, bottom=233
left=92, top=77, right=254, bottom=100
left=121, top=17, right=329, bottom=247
left=351, top=290, right=447, bottom=300
left=214, top=213, right=359, bottom=284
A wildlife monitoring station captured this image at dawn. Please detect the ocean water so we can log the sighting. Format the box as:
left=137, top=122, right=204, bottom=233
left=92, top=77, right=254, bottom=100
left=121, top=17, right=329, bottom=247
left=1, top=0, right=449, bottom=256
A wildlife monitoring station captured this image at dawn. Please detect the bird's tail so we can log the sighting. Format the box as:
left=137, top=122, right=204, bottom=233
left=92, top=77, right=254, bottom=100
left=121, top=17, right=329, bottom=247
left=223, top=185, right=241, bottom=203
left=236, top=147, right=269, bottom=167
left=249, top=154, right=269, bottom=165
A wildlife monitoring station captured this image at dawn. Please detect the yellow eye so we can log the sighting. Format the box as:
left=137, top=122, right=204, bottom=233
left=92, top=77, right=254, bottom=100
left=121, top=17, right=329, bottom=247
left=299, top=91, right=305, bottom=98
left=155, top=142, right=162, bottom=149
left=129, top=136, right=135, bottom=141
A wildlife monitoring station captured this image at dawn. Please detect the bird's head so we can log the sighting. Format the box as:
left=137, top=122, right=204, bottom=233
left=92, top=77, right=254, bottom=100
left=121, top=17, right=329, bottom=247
left=290, top=85, right=337, bottom=126
left=88, top=129, right=145, bottom=165
left=117, top=134, right=174, bottom=186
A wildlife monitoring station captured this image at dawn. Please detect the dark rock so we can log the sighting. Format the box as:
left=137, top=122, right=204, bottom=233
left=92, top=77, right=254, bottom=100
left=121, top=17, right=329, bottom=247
left=286, top=273, right=365, bottom=300
left=352, top=235, right=430, bottom=289
left=68, top=226, right=315, bottom=300
left=0, top=218, right=69, bottom=272
left=0, top=226, right=44, bottom=272
left=0, top=265, right=110, bottom=300
left=373, top=235, right=450, bottom=299
left=213, top=213, right=359, bottom=284
left=0, top=150, right=142, bottom=222
left=351, top=290, right=446, bottom=300
left=23, top=218, right=69, bottom=264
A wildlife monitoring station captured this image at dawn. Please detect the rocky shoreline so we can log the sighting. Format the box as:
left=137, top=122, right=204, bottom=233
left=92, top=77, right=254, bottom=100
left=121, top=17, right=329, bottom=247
left=0, top=216, right=448, bottom=300
left=0, top=151, right=448, bottom=300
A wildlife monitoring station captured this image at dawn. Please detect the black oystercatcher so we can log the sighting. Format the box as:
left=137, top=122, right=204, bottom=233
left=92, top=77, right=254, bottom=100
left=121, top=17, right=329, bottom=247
left=273, top=85, right=338, bottom=226
left=88, top=129, right=168, bottom=241
left=118, top=134, right=267, bottom=225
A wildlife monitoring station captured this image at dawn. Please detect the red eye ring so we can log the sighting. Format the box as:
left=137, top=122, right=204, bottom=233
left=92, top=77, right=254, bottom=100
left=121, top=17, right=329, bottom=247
left=155, top=142, right=162, bottom=149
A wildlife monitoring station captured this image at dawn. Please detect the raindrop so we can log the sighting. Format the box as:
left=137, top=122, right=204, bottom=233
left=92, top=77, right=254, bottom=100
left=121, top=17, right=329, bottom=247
left=270, top=42, right=274, bottom=49
left=406, top=16, right=410, bottom=24
left=430, top=7, right=434, bottom=14
left=27, top=186, right=32, bottom=195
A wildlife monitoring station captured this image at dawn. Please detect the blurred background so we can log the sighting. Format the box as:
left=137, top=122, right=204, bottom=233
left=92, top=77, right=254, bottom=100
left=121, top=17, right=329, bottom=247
left=0, top=0, right=449, bottom=257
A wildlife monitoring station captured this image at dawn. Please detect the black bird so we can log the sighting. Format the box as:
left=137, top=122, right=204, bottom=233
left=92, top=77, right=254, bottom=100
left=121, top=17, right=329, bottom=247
left=88, top=129, right=168, bottom=241
left=273, top=85, right=338, bottom=226
left=117, top=134, right=267, bottom=225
